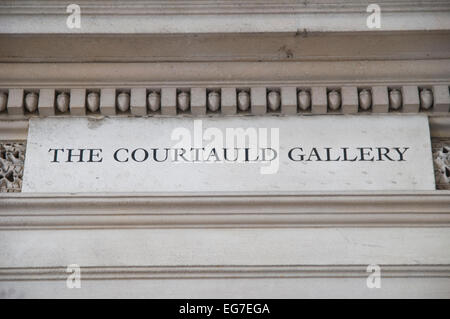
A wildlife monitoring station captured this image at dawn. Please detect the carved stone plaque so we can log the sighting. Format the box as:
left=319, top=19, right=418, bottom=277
left=22, top=115, right=435, bottom=193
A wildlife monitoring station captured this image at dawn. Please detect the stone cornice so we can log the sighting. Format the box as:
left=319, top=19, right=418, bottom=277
left=2, top=33, right=450, bottom=63
left=1, top=1, right=450, bottom=34
left=2, top=61, right=450, bottom=86
left=1, top=191, right=449, bottom=229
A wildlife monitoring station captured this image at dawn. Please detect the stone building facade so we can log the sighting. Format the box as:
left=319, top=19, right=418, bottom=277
left=0, top=0, right=449, bottom=298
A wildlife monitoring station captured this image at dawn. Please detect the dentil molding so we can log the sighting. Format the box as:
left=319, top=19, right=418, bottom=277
left=1, top=191, right=449, bottom=229
left=0, top=84, right=448, bottom=119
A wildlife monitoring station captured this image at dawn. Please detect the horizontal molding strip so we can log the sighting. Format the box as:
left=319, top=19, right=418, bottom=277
left=1, top=192, right=449, bottom=229
left=2, top=118, right=450, bottom=140
left=2, top=61, right=450, bottom=86
left=1, top=2, right=450, bottom=34
left=1, top=265, right=449, bottom=281
left=3, top=33, right=449, bottom=64
left=3, top=1, right=450, bottom=15
left=0, top=121, right=28, bottom=140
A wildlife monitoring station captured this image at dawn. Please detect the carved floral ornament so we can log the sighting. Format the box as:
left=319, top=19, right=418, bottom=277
left=0, top=143, right=25, bottom=192
left=433, top=139, right=450, bottom=190
left=0, top=85, right=448, bottom=117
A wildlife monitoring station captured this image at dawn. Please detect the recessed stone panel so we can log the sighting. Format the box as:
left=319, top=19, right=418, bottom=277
left=22, top=115, right=435, bottom=193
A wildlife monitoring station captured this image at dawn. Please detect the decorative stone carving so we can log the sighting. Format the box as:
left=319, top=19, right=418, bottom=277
left=359, top=89, right=372, bottom=110
left=432, top=138, right=450, bottom=190
left=389, top=89, right=402, bottom=110
left=0, top=92, right=7, bottom=112
left=420, top=88, right=433, bottom=110
left=86, top=92, right=100, bottom=113
left=237, top=90, right=250, bottom=111
left=0, top=85, right=445, bottom=117
left=117, top=92, right=130, bottom=112
left=147, top=91, right=161, bottom=112
left=0, top=142, right=25, bottom=192
left=177, top=91, right=190, bottom=111
left=297, top=90, right=311, bottom=111
left=207, top=91, right=220, bottom=112
left=328, top=90, right=341, bottom=110
left=24, top=92, right=38, bottom=113
left=267, top=91, right=280, bottom=111
left=56, top=92, right=69, bottom=113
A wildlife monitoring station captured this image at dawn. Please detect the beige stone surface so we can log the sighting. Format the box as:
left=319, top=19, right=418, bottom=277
left=190, top=88, right=206, bottom=116
left=22, top=115, right=435, bottom=193
left=161, top=87, right=177, bottom=116
left=1, top=277, right=449, bottom=299
left=1, top=228, right=449, bottom=267
left=6, top=89, right=23, bottom=116
left=37, top=89, right=55, bottom=117
left=1, top=1, right=450, bottom=34
left=433, top=85, right=450, bottom=113
left=69, top=89, right=86, bottom=116
left=130, top=88, right=147, bottom=116
left=341, top=86, right=358, bottom=114
left=372, top=86, right=389, bottom=113
left=250, top=87, right=266, bottom=115
left=402, top=85, right=420, bottom=113
left=221, top=88, right=236, bottom=115
left=99, top=88, right=116, bottom=116
left=280, top=87, right=297, bottom=115
left=311, top=87, right=327, bottom=114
